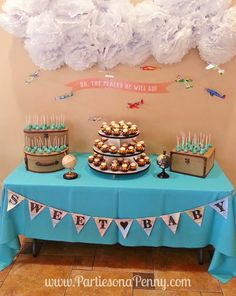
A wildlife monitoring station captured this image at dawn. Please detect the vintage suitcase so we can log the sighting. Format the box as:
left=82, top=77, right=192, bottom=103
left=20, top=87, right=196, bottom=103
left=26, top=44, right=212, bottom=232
left=24, top=148, right=68, bottom=173
left=170, top=147, right=215, bottom=178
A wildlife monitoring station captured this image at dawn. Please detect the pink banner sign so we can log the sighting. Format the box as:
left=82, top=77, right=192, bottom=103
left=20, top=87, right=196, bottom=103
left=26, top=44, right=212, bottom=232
left=67, top=78, right=172, bottom=94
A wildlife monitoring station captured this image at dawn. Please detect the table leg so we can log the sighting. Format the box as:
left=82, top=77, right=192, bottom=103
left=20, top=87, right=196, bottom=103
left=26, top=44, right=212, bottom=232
left=32, top=239, right=38, bottom=257
left=198, top=248, right=204, bottom=265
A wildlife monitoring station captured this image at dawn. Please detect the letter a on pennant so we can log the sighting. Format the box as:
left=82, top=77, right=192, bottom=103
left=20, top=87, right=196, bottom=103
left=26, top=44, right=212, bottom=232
left=186, top=207, right=205, bottom=226
left=28, top=200, right=46, bottom=220
left=115, top=219, right=133, bottom=239
left=161, top=213, right=180, bottom=234
left=136, top=217, right=156, bottom=237
left=49, top=207, right=68, bottom=228
left=210, top=197, right=229, bottom=219
left=7, top=190, right=25, bottom=212
left=94, top=217, right=113, bottom=237
left=72, top=214, right=90, bottom=234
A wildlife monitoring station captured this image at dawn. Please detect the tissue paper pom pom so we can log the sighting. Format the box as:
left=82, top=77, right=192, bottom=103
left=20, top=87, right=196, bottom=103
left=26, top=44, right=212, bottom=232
left=1, top=0, right=236, bottom=70
left=26, top=12, right=65, bottom=50
left=132, top=1, right=167, bottom=40
left=0, top=12, right=28, bottom=38
left=122, top=33, right=151, bottom=66
left=98, top=43, right=123, bottom=69
left=198, top=7, right=236, bottom=64
left=92, top=0, right=132, bottom=45
left=54, top=0, right=95, bottom=27
left=152, top=18, right=194, bottom=64
left=25, top=40, right=64, bottom=70
left=64, top=36, right=98, bottom=71
left=2, top=0, right=51, bottom=16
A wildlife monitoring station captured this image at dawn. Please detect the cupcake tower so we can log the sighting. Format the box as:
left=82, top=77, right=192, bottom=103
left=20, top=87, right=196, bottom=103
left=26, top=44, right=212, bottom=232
left=88, top=120, right=151, bottom=175
left=176, top=132, right=212, bottom=155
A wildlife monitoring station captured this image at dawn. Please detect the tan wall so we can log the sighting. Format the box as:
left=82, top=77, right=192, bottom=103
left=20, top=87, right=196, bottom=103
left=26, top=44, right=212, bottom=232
left=0, top=0, right=236, bottom=188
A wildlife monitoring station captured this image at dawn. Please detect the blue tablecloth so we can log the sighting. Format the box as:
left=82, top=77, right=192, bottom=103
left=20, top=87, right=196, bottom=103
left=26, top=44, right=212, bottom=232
left=0, top=153, right=235, bottom=283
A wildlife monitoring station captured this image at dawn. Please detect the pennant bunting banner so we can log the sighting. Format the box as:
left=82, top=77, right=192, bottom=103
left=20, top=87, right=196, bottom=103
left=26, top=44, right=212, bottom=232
left=72, top=214, right=90, bottom=234
left=7, top=190, right=25, bottom=212
left=210, top=197, right=229, bottom=219
left=115, top=219, right=133, bottom=239
left=136, top=217, right=157, bottom=237
left=49, top=207, right=68, bottom=228
left=6, top=190, right=233, bottom=239
left=161, top=213, right=180, bottom=234
left=186, top=206, right=205, bottom=226
left=28, top=200, right=46, bottom=220
left=94, top=217, right=113, bottom=237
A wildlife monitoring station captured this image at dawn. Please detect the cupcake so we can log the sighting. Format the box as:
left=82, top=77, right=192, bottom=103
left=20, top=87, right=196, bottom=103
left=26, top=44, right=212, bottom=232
left=121, top=163, right=129, bottom=172
left=100, top=162, right=108, bottom=170
left=117, top=158, right=124, bottom=165
left=127, top=145, right=135, bottom=154
left=88, top=156, right=94, bottom=163
left=94, top=139, right=100, bottom=146
left=105, top=127, right=112, bottom=135
left=123, top=159, right=130, bottom=166
left=121, top=143, right=129, bottom=149
left=136, top=143, right=144, bottom=152
left=101, top=144, right=109, bottom=152
left=109, top=145, right=117, bottom=154
left=94, top=158, right=101, bottom=166
left=119, top=147, right=127, bottom=155
left=138, top=159, right=146, bottom=167
left=101, top=137, right=108, bottom=143
left=130, top=162, right=137, bottom=171
left=122, top=128, right=129, bottom=136
left=97, top=141, right=104, bottom=149
left=144, top=156, right=150, bottom=164
left=113, top=128, right=120, bottom=136
left=111, top=162, right=119, bottom=171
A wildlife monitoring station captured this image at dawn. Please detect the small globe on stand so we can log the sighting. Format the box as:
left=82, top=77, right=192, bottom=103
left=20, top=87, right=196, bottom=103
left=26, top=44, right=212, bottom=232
left=62, top=154, right=78, bottom=180
left=157, top=151, right=170, bottom=179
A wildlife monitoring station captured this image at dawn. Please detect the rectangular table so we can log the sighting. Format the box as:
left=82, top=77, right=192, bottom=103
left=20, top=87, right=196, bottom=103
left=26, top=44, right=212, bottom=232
left=0, top=153, right=236, bottom=283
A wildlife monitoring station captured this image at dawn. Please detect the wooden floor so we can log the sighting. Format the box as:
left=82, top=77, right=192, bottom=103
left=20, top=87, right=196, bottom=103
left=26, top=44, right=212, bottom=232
left=0, top=236, right=235, bottom=296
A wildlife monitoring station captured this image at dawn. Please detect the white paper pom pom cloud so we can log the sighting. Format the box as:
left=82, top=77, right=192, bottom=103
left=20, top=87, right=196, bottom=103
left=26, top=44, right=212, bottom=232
left=0, top=0, right=236, bottom=70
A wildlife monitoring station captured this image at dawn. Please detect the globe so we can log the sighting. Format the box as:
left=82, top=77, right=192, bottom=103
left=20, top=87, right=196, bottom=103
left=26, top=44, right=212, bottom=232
left=156, top=151, right=170, bottom=179
left=62, top=154, right=77, bottom=170
left=157, top=152, right=170, bottom=169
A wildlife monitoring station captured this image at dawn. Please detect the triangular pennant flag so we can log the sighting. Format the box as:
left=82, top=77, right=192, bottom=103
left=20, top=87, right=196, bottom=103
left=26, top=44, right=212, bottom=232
left=28, top=200, right=46, bottom=220
left=7, top=190, right=25, bottom=212
left=161, top=213, right=180, bottom=234
left=115, top=219, right=133, bottom=239
left=210, top=197, right=229, bottom=219
left=136, top=217, right=156, bottom=237
left=72, top=213, right=90, bottom=234
left=49, top=207, right=68, bottom=228
left=94, top=217, right=113, bottom=237
left=186, top=206, right=205, bottom=226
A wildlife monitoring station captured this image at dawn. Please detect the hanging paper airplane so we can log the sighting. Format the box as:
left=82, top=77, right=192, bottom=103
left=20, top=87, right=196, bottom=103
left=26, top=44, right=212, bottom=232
left=98, top=70, right=115, bottom=79
left=206, top=88, right=226, bottom=99
left=88, top=116, right=103, bottom=123
left=128, top=99, right=144, bottom=109
left=140, top=65, right=159, bottom=71
left=55, top=91, right=74, bottom=100
left=25, top=70, right=40, bottom=84
left=175, top=75, right=193, bottom=89
left=206, top=63, right=225, bottom=75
